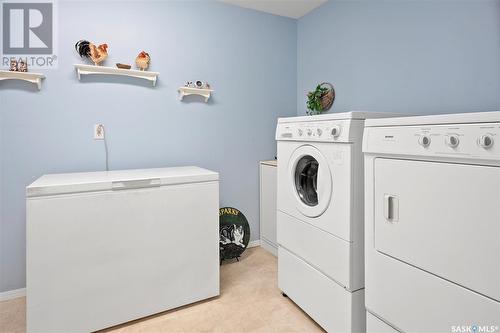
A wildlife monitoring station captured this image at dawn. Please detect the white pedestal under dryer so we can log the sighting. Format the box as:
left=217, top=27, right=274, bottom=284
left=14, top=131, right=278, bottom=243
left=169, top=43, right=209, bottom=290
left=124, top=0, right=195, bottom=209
left=275, top=112, right=401, bottom=333
left=363, top=112, right=500, bottom=332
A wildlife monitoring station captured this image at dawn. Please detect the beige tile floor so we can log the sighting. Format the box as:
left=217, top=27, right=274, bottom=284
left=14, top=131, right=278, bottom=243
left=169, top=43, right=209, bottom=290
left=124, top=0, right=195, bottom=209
left=0, top=247, right=324, bottom=333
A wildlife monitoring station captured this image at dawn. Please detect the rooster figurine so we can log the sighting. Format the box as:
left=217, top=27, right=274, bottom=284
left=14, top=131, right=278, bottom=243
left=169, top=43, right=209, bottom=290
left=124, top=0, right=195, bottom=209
left=75, top=40, right=108, bottom=66
left=135, top=51, right=150, bottom=71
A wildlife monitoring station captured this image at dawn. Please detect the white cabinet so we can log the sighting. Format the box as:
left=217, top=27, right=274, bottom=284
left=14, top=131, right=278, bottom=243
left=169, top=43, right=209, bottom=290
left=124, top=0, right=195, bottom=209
left=260, top=160, right=277, bottom=256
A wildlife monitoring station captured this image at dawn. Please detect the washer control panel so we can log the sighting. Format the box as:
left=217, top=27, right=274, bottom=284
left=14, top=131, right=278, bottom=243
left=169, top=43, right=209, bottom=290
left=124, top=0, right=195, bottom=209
left=363, top=122, right=500, bottom=161
left=276, top=120, right=354, bottom=142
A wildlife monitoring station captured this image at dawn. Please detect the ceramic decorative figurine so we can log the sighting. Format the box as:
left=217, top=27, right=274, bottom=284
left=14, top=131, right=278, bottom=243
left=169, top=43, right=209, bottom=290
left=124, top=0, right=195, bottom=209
left=18, top=59, right=28, bottom=72
left=9, top=59, right=18, bottom=71
left=135, top=51, right=150, bottom=71
left=185, top=80, right=210, bottom=89
left=75, top=40, right=109, bottom=66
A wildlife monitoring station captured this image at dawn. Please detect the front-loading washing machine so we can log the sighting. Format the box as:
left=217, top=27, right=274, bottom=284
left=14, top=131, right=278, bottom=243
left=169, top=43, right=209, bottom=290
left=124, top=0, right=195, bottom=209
left=363, top=111, right=500, bottom=332
left=275, top=112, right=401, bottom=333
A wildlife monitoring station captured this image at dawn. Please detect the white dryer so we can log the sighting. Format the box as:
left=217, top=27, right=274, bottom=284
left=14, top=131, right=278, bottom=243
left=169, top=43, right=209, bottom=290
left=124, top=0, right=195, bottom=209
left=363, top=112, right=500, bottom=332
left=276, top=112, right=400, bottom=333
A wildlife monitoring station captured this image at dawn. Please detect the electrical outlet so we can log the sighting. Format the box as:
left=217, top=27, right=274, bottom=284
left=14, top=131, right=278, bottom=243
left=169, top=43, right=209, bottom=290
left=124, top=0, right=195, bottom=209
left=94, top=124, right=105, bottom=140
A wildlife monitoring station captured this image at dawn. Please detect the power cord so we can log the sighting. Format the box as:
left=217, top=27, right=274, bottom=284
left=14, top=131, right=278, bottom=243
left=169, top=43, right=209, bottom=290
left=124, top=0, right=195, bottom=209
left=96, top=124, right=109, bottom=171
left=104, top=133, right=109, bottom=172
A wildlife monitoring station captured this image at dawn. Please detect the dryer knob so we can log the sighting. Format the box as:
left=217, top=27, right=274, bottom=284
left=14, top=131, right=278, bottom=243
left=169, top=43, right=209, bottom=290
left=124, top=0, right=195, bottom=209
left=331, top=126, right=341, bottom=138
left=317, top=128, right=323, bottom=136
left=298, top=129, right=303, bottom=136
left=419, top=135, right=431, bottom=147
left=307, top=129, right=312, bottom=136
left=445, top=135, right=459, bottom=148
left=478, top=134, right=494, bottom=149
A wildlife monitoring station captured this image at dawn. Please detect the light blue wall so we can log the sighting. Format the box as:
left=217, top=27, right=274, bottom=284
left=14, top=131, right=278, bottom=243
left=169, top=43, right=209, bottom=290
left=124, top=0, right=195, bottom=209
left=0, top=1, right=297, bottom=292
left=3, top=0, right=499, bottom=294
left=297, top=0, right=500, bottom=115
left=0, top=111, right=3, bottom=292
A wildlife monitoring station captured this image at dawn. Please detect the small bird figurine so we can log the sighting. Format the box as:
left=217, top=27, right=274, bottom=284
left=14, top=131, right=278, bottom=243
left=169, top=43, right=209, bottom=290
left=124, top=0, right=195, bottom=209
left=18, top=60, right=28, bottom=72
left=9, top=59, right=17, bottom=71
left=135, top=51, right=150, bottom=71
left=75, top=40, right=108, bottom=66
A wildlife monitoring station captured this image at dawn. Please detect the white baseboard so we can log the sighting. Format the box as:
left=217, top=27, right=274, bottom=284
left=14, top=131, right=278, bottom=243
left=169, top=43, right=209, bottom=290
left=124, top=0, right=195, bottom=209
left=248, top=239, right=261, bottom=248
left=260, top=238, right=278, bottom=257
left=0, top=288, right=26, bottom=301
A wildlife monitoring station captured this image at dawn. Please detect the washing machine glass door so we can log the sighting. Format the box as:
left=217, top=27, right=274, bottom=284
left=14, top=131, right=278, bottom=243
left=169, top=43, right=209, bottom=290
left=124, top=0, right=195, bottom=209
left=289, top=145, right=332, bottom=217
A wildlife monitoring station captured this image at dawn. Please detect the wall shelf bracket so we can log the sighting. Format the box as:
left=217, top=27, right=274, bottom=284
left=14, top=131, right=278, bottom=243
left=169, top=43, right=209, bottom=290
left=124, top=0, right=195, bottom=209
left=178, top=87, right=213, bottom=102
left=74, top=64, right=159, bottom=86
left=0, top=70, right=45, bottom=90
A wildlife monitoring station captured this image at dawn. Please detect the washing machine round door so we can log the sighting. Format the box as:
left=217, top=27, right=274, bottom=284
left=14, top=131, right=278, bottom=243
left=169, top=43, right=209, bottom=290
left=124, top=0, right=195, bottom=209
left=289, top=145, right=332, bottom=217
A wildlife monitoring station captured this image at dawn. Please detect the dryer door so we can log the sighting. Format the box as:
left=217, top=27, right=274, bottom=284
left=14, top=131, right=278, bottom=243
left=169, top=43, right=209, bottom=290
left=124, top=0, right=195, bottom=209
left=288, top=145, right=332, bottom=217
left=374, top=158, right=500, bottom=301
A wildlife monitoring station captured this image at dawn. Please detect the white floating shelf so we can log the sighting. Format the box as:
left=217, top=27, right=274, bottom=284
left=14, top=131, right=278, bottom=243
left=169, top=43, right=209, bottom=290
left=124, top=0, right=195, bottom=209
left=74, top=64, right=159, bottom=87
left=0, top=70, right=45, bottom=90
left=178, top=87, right=214, bottom=102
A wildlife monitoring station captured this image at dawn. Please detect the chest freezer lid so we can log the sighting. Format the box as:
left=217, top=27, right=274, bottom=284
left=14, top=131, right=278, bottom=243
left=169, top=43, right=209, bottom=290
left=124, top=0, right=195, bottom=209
left=27, top=166, right=219, bottom=197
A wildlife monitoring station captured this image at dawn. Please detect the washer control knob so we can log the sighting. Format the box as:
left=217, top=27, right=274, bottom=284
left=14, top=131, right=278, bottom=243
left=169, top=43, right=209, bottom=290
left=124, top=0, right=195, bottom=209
left=298, top=129, right=303, bottom=136
left=307, top=129, right=312, bottom=136
left=478, top=134, right=494, bottom=149
left=317, top=128, right=322, bottom=136
left=445, top=134, right=460, bottom=148
left=419, top=135, right=431, bottom=147
left=331, top=126, right=341, bottom=138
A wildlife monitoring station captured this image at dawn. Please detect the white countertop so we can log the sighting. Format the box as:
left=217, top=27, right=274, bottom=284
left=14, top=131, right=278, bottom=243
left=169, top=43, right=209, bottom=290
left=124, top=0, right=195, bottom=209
left=260, top=160, right=277, bottom=167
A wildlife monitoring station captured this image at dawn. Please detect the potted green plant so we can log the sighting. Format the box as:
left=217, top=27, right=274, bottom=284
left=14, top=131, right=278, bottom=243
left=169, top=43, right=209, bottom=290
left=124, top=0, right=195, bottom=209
left=306, top=82, right=335, bottom=115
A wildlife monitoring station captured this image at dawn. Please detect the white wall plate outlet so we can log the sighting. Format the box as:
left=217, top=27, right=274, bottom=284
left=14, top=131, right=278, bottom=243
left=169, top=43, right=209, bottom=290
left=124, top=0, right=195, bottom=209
left=94, top=124, right=105, bottom=140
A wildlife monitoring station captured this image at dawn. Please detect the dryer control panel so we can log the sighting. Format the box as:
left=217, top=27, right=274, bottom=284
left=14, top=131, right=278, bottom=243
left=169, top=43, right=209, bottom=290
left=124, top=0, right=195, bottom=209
left=276, top=120, right=362, bottom=143
left=363, top=122, right=500, bottom=161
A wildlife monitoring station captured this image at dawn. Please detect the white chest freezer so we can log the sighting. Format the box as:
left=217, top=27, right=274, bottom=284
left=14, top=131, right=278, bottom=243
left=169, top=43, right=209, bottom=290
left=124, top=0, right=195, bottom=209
left=26, top=166, right=220, bottom=333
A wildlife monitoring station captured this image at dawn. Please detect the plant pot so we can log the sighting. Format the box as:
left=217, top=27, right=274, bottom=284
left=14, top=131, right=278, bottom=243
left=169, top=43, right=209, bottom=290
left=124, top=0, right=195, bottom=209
left=319, top=82, right=335, bottom=112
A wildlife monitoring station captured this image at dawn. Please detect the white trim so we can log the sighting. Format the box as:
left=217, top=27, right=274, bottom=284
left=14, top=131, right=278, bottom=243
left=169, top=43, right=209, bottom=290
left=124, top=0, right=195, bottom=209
left=0, top=288, right=26, bottom=301
left=248, top=239, right=261, bottom=248
left=260, top=237, right=278, bottom=257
